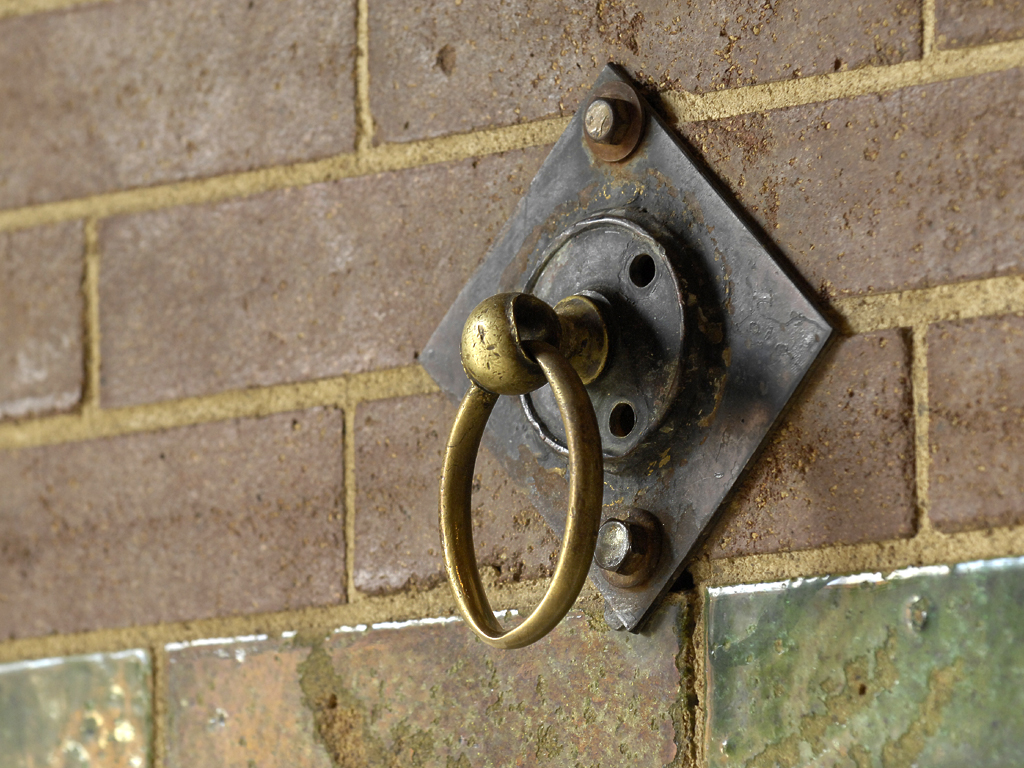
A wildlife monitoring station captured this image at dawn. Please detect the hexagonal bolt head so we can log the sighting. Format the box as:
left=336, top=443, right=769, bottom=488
left=584, top=98, right=630, bottom=145
left=595, top=518, right=650, bottom=574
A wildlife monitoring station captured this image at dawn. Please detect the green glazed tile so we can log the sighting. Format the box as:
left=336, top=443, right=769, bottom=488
left=706, top=557, right=1024, bottom=767
left=0, top=649, right=151, bottom=768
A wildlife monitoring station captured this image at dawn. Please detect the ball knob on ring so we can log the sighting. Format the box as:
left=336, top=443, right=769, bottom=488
left=460, top=293, right=562, bottom=396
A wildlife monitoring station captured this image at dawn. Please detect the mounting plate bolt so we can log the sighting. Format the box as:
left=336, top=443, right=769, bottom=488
left=595, top=519, right=635, bottom=571
left=594, top=509, right=662, bottom=588
left=581, top=81, right=645, bottom=162
left=584, top=98, right=619, bottom=144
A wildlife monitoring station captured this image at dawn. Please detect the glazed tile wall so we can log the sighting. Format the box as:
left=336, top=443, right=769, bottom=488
left=0, top=650, right=150, bottom=768
left=1, top=0, right=1023, bottom=765
left=705, top=557, right=1024, bottom=765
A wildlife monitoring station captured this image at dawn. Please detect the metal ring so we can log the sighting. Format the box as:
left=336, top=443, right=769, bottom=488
left=439, top=340, right=603, bottom=649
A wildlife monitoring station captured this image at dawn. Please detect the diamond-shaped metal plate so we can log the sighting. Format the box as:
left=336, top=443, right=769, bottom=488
left=421, top=65, right=833, bottom=631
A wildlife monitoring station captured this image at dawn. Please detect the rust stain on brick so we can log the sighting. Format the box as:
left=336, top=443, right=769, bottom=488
left=283, top=607, right=684, bottom=768
left=298, top=641, right=375, bottom=768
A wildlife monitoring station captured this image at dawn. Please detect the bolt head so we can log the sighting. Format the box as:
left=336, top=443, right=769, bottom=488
left=595, top=519, right=633, bottom=571
left=584, top=98, right=618, bottom=143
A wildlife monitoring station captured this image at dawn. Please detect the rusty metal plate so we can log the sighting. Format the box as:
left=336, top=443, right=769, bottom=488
left=422, top=64, right=833, bottom=632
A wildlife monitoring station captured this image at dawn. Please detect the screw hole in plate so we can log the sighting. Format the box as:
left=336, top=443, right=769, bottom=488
left=609, top=402, right=636, bottom=438
left=628, top=253, right=656, bottom=288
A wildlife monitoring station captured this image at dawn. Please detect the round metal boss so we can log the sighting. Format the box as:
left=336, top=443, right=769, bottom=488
left=522, top=216, right=686, bottom=459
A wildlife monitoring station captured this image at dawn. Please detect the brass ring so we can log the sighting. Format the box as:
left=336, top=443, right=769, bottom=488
left=439, top=340, right=603, bottom=649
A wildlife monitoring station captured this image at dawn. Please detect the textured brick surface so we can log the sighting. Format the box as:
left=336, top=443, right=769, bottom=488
left=929, top=314, right=1024, bottom=533
left=166, top=636, right=332, bottom=768
left=707, top=331, right=916, bottom=559
left=370, top=0, right=920, bottom=143
left=679, top=68, right=1024, bottom=296
left=99, top=148, right=547, bottom=407
left=166, top=605, right=683, bottom=767
left=936, top=0, right=1024, bottom=48
left=0, top=650, right=150, bottom=767
left=0, top=0, right=355, bottom=209
left=0, top=409, right=344, bottom=639
left=0, top=222, right=83, bottom=420
left=354, top=393, right=558, bottom=595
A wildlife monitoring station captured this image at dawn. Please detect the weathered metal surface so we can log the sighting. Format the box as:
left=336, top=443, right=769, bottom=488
left=0, top=650, right=150, bottom=768
left=524, top=215, right=686, bottom=459
left=165, top=606, right=684, bottom=767
left=706, top=557, right=1024, bottom=766
left=421, top=64, right=833, bottom=631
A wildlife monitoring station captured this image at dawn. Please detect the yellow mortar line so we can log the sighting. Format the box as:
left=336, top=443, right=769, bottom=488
left=921, top=0, right=937, bottom=58
left=661, top=39, right=1024, bottom=122
left=688, top=590, right=708, bottom=768
left=345, top=364, right=439, bottom=403
left=0, top=0, right=107, bottom=20
left=354, top=0, right=374, bottom=152
left=2, top=519, right=1022, bottom=664
left=0, top=365, right=437, bottom=451
left=343, top=406, right=363, bottom=604
left=150, top=645, right=168, bottom=768
left=0, top=120, right=567, bottom=234
left=0, top=573, right=608, bottom=664
left=80, top=218, right=101, bottom=413
left=830, top=274, right=1024, bottom=334
left=690, top=521, right=1024, bottom=587
left=2, top=275, right=1023, bottom=452
left=0, top=40, right=1022, bottom=234
left=911, top=326, right=934, bottom=534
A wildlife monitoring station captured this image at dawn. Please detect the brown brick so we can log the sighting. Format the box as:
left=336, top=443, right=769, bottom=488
left=937, top=0, right=1024, bottom=48
left=353, top=393, right=558, bottom=595
left=370, top=0, right=920, bottom=144
left=99, top=148, right=547, bottom=407
left=0, top=0, right=355, bottom=209
left=707, top=331, right=916, bottom=558
left=0, top=222, right=83, bottom=420
left=928, top=313, right=1024, bottom=532
left=678, top=68, right=1024, bottom=297
left=166, top=605, right=683, bottom=767
left=0, top=409, right=344, bottom=639
left=166, top=635, right=332, bottom=768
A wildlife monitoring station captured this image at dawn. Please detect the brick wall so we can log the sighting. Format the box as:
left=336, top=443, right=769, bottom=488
left=1, top=0, right=1023, bottom=764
